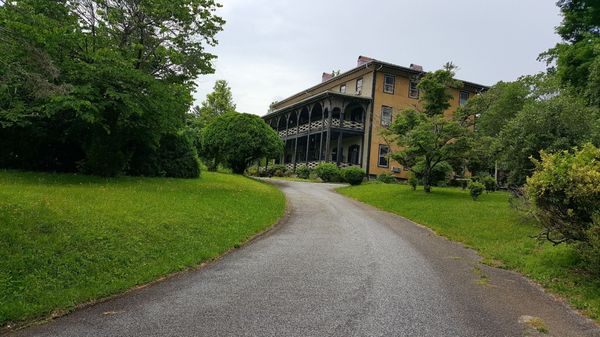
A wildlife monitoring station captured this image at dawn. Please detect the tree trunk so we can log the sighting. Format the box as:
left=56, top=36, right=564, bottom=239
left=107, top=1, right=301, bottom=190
left=423, top=165, right=432, bottom=193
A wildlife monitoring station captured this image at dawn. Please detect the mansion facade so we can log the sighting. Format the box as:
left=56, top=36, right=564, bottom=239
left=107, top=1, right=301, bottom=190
left=262, top=56, right=488, bottom=179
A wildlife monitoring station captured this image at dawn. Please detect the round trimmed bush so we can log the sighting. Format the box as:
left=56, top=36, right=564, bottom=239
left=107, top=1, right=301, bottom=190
left=377, top=173, right=397, bottom=184
left=315, top=163, right=340, bottom=182
left=468, top=181, right=485, bottom=200
left=473, top=174, right=496, bottom=192
left=296, top=165, right=310, bottom=179
left=341, top=167, right=365, bottom=185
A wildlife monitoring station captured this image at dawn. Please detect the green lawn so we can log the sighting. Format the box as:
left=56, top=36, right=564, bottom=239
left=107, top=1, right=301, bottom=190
left=0, top=170, right=285, bottom=327
left=337, top=183, right=600, bottom=321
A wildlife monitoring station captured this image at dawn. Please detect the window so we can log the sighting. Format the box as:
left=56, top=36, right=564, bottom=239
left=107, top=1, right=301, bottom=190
left=381, top=106, right=392, bottom=127
left=459, top=91, right=469, bottom=106
left=383, top=74, right=395, bottom=94
left=356, top=78, right=363, bottom=94
left=409, top=79, right=419, bottom=98
left=340, top=84, right=346, bottom=94
left=378, top=144, right=389, bottom=167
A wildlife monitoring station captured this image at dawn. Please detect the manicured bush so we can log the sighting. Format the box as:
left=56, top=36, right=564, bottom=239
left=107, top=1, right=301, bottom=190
left=296, top=165, right=311, bottom=179
left=341, top=167, right=366, bottom=185
left=408, top=175, right=419, bottom=191
left=315, top=162, right=341, bottom=182
left=377, top=173, right=397, bottom=184
left=202, top=112, right=283, bottom=174
left=468, top=181, right=485, bottom=200
left=525, top=143, right=600, bottom=274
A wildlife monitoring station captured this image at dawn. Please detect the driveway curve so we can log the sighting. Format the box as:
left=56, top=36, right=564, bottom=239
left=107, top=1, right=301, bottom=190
left=10, top=180, right=600, bottom=337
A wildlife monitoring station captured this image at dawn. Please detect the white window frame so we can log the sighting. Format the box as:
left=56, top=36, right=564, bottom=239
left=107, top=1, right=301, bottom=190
left=356, top=78, right=363, bottom=94
left=378, top=144, right=389, bottom=168
left=383, top=74, right=395, bottom=94
left=381, top=106, right=392, bottom=127
left=340, top=84, right=346, bottom=94
left=409, top=79, right=419, bottom=99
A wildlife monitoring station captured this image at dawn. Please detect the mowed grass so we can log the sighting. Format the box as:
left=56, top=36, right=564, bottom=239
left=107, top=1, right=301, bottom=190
left=337, top=183, right=600, bottom=321
left=0, top=170, right=285, bottom=326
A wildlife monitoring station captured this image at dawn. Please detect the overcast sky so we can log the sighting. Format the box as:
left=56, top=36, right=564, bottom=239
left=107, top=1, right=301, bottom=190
left=193, top=0, right=562, bottom=116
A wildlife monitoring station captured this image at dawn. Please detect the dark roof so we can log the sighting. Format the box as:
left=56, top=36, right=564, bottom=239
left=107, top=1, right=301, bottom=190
left=262, top=91, right=371, bottom=119
left=271, top=58, right=490, bottom=111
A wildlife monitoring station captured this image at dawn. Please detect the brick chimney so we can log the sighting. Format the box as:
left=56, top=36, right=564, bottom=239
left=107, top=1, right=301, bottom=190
left=410, top=63, right=423, bottom=72
left=322, top=72, right=334, bottom=83
left=357, top=55, right=374, bottom=67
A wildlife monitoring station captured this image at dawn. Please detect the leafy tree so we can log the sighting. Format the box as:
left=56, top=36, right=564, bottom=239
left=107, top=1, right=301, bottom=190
left=0, top=0, right=224, bottom=177
left=541, top=0, right=600, bottom=104
left=387, top=64, right=469, bottom=193
left=193, top=79, right=236, bottom=127
left=202, top=112, right=283, bottom=174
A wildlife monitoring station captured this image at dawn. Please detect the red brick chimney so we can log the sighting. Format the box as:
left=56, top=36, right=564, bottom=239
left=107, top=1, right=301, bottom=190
left=322, top=72, right=334, bottom=83
left=357, top=55, right=374, bottom=67
left=410, top=63, right=423, bottom=72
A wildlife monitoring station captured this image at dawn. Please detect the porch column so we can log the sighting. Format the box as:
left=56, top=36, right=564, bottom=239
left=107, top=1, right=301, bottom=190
left=305, top=109, right=311, bottom=164
left=336, top=131, right=343, bottom=166
left=325, top=109, right=333, bottom=162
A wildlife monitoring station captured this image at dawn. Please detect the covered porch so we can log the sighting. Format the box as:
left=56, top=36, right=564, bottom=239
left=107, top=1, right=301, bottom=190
left=264, top=92, right=371, bottom=171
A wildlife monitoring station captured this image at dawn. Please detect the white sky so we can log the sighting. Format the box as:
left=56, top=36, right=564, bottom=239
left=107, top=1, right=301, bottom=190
left=193, top=0, right=562, bottom=116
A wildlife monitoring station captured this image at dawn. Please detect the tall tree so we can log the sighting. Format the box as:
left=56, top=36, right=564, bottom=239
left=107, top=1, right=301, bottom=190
left=193, top=79, right=236, bottom=127
left=541, top=0, right=600, bottom=105
left=387, top=64, right=469, bottom=193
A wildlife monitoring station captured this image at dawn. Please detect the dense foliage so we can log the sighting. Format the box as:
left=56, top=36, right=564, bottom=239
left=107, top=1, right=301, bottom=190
left=340, top=167, right=365, bottom=185
left=202, top=112, right=283, bottom=174
left=468, top=181, right=485, bottom=201
left=0, top=0, right=224, bottom=176
left=525, top=144, right=600, bottom=274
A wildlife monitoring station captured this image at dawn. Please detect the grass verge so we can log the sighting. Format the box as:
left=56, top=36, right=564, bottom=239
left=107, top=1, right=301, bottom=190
left=337, top=183, right=600, bottom=322
left=0, top=170, right=285, bottom=327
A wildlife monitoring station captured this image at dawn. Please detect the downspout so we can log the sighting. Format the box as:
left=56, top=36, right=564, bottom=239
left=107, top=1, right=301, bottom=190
left=365, top=64, right=381, bottom=179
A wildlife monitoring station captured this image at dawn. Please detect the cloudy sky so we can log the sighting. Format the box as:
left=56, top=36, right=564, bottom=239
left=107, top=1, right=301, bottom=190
left=193, top=0, right=562, bottom=116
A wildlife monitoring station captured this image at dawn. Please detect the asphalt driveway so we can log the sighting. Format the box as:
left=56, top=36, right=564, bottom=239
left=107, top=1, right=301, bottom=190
left=9, top=180, right=600, bottom=337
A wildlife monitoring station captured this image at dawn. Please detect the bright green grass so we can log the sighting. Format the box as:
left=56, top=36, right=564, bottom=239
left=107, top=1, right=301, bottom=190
left=0, top=170, right=285, bottom=326
left=338, top=183, right=600, bottom=321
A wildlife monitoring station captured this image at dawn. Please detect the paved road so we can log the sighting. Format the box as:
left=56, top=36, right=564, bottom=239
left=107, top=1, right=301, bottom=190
left=10, top=181, right=600, bottom=337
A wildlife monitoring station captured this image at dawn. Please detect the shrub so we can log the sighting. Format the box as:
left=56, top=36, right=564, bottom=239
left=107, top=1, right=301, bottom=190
left=408, top=173, right=418, bottom=191
left=296, top=165, right=311, bottom=179
left=246, top=165, right=259, bottom=176
left=156, top=133, right=201, bottom=178
left=268, top=164, right=287, bottom=177
left=341, top=167, right=365, bottom=185
left=377, top=173, right=397, bottom=184
left=468, top=181, right=485, bottom=200
left=473, top=173, right=496, bottom=192
left=525, top=143, right=600, bottom=273
left=315, top=163, right=341, bottom=182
